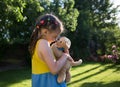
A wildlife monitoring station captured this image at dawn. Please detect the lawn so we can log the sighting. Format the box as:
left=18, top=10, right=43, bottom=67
left=0, top=62, right=120, bottom=87
left=68, top=62, right=120, bottom=87
left=0, top=67, right=31, bottom=87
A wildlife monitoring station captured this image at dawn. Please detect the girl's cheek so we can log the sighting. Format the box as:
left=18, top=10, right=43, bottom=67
left=52, top=38, right=55, bottom=42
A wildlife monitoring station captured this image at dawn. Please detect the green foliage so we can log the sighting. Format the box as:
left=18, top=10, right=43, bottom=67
left=72, top=0, right=120, bottom=59
left=0, top=0, right=78, bottom=44
left=0, top=0, right=44, bottom=44
left=40, top=0, right=79, bottom=31
left=0, top=0, right=120, bottom=62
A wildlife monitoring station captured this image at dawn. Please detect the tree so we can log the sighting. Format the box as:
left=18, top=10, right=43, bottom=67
left=0, top=0, right=44, bottom=44
left=0, top=0, right=79, bottom=44
left=40, top=0, right=79, bottom=32
left=0, top=0, right=44, bottom=62
left=0, top=0, right=79, bottom=61
left=73, top=0, right=119, bottom=59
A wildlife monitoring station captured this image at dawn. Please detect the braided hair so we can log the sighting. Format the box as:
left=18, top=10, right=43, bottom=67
left=29, top=14, right=64, bottom=55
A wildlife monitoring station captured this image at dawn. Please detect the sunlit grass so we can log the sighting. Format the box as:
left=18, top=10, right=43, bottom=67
left=8, top=79, right=31, bottom=87
left=0, top=62, right=120, bottom=87
left=68, top=62, right=120, bottom=87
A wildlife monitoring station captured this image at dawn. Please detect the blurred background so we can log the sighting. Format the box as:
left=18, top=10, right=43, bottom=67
left=0, top=0, right=120, bottom=70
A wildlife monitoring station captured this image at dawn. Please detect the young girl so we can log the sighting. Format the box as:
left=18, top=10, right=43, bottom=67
left=29, top=14, right=71, bottom=87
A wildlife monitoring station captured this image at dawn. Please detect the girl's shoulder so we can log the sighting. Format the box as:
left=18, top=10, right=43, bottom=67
left=37, top=39, right=48, bottom=44
left=37, top=39, right=50, bottom=48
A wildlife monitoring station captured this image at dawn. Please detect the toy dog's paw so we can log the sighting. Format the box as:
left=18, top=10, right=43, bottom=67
left=78, top=59, right=82, bottom=64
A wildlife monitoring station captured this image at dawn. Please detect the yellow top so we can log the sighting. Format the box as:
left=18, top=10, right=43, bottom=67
left=32, top=39, right=50, bottom=74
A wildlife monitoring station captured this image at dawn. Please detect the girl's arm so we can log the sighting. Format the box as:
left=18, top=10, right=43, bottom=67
left=51, top=44, right=63, bottom=58
left=37, top=39, right=69, bottom=74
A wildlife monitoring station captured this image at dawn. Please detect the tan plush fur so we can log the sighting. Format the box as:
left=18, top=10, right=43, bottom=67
left=51, top=36, right=82, bottom=83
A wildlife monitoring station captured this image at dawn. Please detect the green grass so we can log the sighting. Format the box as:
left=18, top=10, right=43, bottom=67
left=0, top=67, right=31, bottom=87
left=0, top=62, right=120, bottom=87
left=68, top=62, right=120, bottom=87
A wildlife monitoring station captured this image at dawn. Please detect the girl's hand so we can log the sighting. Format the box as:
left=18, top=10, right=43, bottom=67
left=61, top=53, right=70, bottom=59
left=64, top=50, right=73, bottom=61
left=67, top=56, right=74, bottom=62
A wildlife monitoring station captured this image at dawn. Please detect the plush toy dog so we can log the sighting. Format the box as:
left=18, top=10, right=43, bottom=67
left=51, top=36, right=82, bottom=83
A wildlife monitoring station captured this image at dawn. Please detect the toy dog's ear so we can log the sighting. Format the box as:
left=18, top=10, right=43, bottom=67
left=63, top=37, right=71, bottom=49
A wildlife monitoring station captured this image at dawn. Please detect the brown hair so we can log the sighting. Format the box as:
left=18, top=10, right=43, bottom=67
left=29, top=14, right=64, bottom=55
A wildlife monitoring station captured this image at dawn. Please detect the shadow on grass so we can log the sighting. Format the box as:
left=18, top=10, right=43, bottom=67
left=72, top=65, right=102, bottom=78
left=68, top=64, right=115, bottom=85
left=99, top=62, right=120, bottom=73
left=113, top=64, right=120, bottom=72
left=0, top=67, right=31, bottom=87
left=80, top=81, right=120, bottom=87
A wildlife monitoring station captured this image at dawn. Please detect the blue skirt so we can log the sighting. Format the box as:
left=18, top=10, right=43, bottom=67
left=32, top=72, right=67, bottom=87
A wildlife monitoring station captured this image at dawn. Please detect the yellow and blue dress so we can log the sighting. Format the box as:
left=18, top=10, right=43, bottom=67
left=32, top=40, right=66, bottom=87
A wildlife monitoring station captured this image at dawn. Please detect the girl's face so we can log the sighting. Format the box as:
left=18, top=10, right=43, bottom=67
left=41, top=29, right=61, bottom=43
left=47, top=32, right=59, bottom=43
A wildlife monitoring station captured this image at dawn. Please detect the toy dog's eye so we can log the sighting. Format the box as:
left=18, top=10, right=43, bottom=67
left=57, top=38, right=60, bottom=41
left=55, top=37, right=60, bottom=42
left=60, top=41, right=62, bottom=43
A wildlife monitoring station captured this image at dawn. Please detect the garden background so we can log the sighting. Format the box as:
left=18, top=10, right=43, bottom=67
left=0, top=0, right=120, bottom=87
